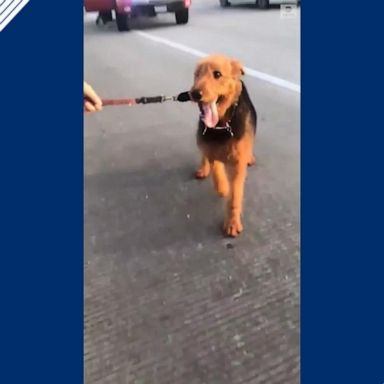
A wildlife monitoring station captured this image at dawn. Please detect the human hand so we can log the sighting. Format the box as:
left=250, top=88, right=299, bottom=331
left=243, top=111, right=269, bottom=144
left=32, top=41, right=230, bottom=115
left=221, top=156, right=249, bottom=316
left=84, top=82, right=102, bottom=112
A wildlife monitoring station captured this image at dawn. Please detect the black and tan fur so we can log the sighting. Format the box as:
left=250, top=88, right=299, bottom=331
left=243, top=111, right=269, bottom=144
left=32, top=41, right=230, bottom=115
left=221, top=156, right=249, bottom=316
left=190, top=55, right=257, bottom=237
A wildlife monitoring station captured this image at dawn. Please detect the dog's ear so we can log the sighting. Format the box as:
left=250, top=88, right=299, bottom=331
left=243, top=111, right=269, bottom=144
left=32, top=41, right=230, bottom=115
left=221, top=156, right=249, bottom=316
left=231, top=60, right=245, bottom=78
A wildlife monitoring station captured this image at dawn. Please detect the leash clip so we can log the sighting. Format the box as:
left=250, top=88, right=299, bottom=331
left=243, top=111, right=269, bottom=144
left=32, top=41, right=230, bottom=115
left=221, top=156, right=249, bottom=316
left=225, top=121, right=234, bottom=136
left=162, top=96, right=174, bottom=102
left=227, top=126, right=234, bottom=137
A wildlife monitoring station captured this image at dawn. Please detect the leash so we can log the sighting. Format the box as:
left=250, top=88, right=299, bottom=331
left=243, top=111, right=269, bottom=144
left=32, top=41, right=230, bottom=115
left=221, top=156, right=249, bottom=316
left=88, top=90, right=238, bottom=137
left=87, top=91, right=191, bottom=107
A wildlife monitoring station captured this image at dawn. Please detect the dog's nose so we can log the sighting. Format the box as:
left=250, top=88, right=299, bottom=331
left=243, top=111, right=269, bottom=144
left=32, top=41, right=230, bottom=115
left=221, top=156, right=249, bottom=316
left=191, top=89, right=203, bottom=101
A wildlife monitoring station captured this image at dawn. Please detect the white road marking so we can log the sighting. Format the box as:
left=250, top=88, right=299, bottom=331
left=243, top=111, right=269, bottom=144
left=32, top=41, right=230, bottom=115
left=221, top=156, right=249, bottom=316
left=136, top=31, right=300, bottom=94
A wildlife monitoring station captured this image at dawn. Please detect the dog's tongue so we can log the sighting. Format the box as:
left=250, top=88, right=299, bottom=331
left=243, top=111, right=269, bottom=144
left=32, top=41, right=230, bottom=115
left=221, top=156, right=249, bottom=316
left=202, top=102, right=219, bottom=128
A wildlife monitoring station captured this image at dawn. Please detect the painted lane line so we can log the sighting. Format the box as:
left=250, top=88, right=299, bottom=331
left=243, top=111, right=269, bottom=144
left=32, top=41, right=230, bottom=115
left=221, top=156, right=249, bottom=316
left=136, top=31, right=300, bottom=94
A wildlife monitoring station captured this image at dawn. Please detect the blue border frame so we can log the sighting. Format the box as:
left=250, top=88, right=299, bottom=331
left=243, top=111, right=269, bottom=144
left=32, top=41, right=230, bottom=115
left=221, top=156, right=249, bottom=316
left=1, top=1, right=383, bottom=383
left=0, top=2, right=83, bottom=383
left=302, top=1, right=384, bottom=383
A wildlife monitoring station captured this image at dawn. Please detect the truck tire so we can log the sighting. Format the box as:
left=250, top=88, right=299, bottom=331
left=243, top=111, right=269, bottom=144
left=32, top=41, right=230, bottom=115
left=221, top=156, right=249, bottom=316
left=220, top=0, right=230, bottom=7
left=258, top=0, right=269, bottom=9
left=100, top=11, right=113, bottom=24
left=175, top=9, right=189, bottom=24
left=116, top=12, right=130, bottom=31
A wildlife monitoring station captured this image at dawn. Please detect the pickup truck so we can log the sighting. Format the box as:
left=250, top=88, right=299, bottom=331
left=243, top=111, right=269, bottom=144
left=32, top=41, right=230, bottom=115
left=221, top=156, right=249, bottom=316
left=84, top=0, right=191, bottom=31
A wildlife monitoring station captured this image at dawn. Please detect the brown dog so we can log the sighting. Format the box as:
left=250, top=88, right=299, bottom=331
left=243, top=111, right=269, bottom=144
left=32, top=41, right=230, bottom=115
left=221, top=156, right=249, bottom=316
left=190, top=55, right=257, bottom=237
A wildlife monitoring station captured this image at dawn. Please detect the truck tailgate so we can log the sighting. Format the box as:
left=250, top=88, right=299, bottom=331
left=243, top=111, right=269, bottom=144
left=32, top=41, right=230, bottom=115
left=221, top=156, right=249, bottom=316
left=84, top=0, right=115, bottom=12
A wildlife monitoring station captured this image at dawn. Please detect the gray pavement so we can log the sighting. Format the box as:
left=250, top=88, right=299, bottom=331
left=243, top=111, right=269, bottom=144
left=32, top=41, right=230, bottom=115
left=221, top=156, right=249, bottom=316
left=84, top=1, right=300, bottom=383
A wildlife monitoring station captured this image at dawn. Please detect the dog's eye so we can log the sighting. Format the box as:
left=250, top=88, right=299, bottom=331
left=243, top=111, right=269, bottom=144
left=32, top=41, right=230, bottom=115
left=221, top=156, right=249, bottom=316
left=213, top=71, right=222, bottom=79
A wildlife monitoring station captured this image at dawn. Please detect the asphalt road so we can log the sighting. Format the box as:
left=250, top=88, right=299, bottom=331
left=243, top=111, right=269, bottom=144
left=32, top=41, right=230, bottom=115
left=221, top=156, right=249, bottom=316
left=84, top=1, right=300, bottom=383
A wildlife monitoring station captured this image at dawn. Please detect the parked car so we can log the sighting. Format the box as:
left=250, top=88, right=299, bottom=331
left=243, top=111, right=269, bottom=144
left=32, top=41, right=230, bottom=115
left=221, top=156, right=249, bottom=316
left=219, top=0, right=298, bottom=9
left=84, top=0, right=191, bottom=31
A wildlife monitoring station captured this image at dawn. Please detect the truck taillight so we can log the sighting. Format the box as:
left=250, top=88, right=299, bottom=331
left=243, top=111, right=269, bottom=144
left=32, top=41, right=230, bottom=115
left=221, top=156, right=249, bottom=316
left=184, top=0, right=191, bottom=7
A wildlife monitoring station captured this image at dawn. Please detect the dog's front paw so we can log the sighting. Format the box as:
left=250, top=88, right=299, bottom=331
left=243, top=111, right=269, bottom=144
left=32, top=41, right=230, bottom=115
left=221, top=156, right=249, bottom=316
left=195, top=167, right=210, bottom=179
left=224, top=216, right=243, bottom=237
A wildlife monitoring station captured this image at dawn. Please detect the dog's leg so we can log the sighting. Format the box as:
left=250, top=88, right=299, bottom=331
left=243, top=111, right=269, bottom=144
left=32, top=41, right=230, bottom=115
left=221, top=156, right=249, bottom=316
left=248, top=133, right=256, bottom=166
left=195, top=155, right=211, bottom=179
left=212, top=161, right=229, bottom=198
left=224, top=160, right=247, bottom=237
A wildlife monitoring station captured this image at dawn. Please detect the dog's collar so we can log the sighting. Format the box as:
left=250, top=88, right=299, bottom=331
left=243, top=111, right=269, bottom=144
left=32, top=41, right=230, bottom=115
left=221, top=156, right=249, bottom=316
left=202, top=101, right=239, bottom=137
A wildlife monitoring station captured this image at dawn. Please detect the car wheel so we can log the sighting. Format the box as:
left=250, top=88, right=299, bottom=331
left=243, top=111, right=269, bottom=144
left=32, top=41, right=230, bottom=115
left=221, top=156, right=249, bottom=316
left=258, top=0, right=269, bottom=9
left=101, top=11, right=113, bottom=24
left=175, top=9, right=189, bottom=24
left=220, top=0, right=230, bottom=7
left=116, top=12, right=131, bottom=31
